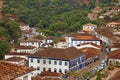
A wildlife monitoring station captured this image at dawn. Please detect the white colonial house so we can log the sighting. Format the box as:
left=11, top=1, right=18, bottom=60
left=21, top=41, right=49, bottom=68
left=65, top=32, right=101, bottom=48
left=83, top=23, right=97, bottom=31
left=20, top=39, right=43, bottom=48
left=28, top=47, right=86, bottom=74
left=71, top=35, right=101, bottom=48
left=11, top=45, right=37, bottom=54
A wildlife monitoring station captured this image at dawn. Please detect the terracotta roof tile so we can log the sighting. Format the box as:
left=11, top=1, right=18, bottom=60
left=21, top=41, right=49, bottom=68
left=0, top=61, right=35, bottom=80
left=29, top=47, right=85, bottom=60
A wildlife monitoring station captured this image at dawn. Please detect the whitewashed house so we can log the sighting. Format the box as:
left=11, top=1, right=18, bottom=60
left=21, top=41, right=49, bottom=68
left=11, top=45, right=37, bottom=54
left=20, top=39, right=43, bottom=48
left=28, top=47, right=86, bottom=74
left=83, top=23, right=97, bottom=31
left=71, top=34, right=101, bottom=48
left=65, top=32, right=101, bottom=48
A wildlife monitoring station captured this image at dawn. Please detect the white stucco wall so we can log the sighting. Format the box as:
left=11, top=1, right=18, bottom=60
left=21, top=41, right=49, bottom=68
left=29, top=58, right=69, bottom=74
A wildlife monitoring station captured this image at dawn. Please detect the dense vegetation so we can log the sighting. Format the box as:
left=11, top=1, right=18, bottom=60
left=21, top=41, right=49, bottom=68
left=0, top=20, right=21, bottom=59
left=2, top=0, right=118, bottom=36
left=2, top=0, right=115, bottom=36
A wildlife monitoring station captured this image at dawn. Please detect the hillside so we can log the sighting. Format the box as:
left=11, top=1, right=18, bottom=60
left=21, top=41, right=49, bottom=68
left=1, top=0, right=118, bottom=36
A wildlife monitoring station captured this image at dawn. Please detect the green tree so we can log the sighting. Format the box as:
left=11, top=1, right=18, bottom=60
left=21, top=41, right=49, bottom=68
left=0, top=40, right=10, bottom=59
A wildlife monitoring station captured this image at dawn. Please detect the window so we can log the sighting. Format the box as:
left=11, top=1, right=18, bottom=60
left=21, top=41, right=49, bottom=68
left=37, top=67, right=40, bottom=70
left=54, top=68, right=57, bottom=72
left=48, top=68, right=51, bottom=72
left=65, top=62, right=67, bottom=66
left=37, top=59, right=40, bottom=63
left=49, top=60, right=51, bottom=64
left=59, top=61, right=62, bottom=65
left=43, top=67, right=46, bottom=71
left=64, top=69, right=68, bottom=73
left=59, top=69, right=62, bottom=73
left=32, top=42, right=34, bottom=45
left=31, top=58, right=33, bottom=63
left=54, top=61, right=57, bottom=65
left=43, top=60, right=46, bottom=64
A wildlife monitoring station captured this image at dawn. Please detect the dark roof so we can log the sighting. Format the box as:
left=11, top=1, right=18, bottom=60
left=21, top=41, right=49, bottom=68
left=109, top=48, right=120, bottom=59
left=29, top=47, right=85, bottom=60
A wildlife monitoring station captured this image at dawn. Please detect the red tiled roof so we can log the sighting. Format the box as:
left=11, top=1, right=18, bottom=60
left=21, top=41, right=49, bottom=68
left=14, top=45, right=36, bottom=49
left=80, top=48, right=99, bottom=59
left=5, top=57, right=25, bottom=62
left=29, top=47, right=85, bottom=60
left=80, top=47, right=100, bottom=55
left=32, top=71, right=63, bottom=80
left=0, top=61, right=35, bottom=80
left=109, top=48, right=120, bottom=59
